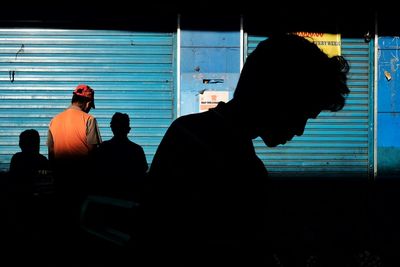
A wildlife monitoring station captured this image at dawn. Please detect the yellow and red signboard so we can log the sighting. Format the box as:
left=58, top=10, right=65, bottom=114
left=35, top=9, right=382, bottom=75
left=295, top=32, right=341, bottom=57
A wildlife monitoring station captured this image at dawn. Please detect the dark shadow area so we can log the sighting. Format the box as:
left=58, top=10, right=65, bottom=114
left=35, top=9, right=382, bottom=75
left=2, top=175, right=397, bottom=266
left=180, top=14, right=241, bottom=31
left=4, top=170, right=400, bottom=266
left=0, top=2, right=177, bottom=32
left=78, top=178, right=400, bottom=266
left=0, top=3, right=383, bottom=37
left=241, top=5, right=377, bottom=37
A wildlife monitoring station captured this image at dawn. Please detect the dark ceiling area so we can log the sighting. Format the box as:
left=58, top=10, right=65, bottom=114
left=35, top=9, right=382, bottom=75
left=0, top=2, right=390, bottom=37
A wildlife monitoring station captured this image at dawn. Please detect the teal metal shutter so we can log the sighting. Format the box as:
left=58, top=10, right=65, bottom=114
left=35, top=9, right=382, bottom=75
left=247, top=36, right=373, bottom=178
left=0, top=29, right=175, bottom=171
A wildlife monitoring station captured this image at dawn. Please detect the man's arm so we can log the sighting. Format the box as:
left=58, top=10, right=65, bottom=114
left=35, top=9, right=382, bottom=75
left=47, top=129, right=55, bottom=162
left=87, top=117, right=102, bottom=153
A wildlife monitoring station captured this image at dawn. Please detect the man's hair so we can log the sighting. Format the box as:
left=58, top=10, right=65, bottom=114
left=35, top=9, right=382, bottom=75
left=71, top=94, right=91, bottom=107
left=234, top=33, right=350, bottom=113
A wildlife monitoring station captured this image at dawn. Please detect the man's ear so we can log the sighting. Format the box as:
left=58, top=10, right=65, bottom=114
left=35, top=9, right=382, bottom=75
left=84, top=101, right=92, bottom=112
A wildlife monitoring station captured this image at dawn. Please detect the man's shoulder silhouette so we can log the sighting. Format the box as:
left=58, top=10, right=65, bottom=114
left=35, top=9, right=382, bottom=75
left=150, top=102, right=267, bottom=179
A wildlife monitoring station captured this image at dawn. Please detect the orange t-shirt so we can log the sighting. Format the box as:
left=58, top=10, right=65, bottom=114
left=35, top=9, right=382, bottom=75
left=48, top=106, right=102, bottom=159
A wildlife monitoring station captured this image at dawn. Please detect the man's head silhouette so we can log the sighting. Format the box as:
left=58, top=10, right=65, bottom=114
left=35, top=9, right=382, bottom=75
left=232, top=33, right=350, bottom=147
left=110, top=112, right=131, bottom=137
left=19, top=129, right=40, bottom=154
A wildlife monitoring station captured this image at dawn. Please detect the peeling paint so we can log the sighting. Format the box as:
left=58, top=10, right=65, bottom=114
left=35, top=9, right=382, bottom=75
left=389, top=53, right=398, bottom=72
left=384, top=70, right=392, bottom=81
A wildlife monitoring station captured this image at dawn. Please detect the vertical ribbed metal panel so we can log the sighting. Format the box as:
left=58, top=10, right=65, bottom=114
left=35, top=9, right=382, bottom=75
left=0, top=29, right=175, bottom=171
left=247, top=36, right=372, bottom=178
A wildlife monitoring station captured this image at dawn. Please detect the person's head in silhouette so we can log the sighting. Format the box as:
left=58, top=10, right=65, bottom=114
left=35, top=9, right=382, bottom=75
left=19, top=129, right=41, bottom=154
left=231, top=33, right=350, bottom=147
left=110, top=112, right=131, bottom=139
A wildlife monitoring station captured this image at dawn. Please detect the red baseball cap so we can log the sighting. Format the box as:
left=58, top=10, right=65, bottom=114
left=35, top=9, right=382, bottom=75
left=73, top=84, right=95, bottom=108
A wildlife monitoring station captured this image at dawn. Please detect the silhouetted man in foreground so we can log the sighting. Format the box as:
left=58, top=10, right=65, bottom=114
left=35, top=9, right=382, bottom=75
left=139, top=33, right=350, bottom=266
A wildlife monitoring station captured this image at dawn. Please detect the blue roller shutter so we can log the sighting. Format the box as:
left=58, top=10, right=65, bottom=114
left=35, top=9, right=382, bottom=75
left=247, top=35, right=373, bottom=178
left=0, top=29, right=175, bottom=171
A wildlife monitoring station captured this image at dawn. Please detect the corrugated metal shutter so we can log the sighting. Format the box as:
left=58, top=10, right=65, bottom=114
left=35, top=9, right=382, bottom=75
left=247, top=36, right=373, bottom=178
left=0, top=29, right=175, bottom=171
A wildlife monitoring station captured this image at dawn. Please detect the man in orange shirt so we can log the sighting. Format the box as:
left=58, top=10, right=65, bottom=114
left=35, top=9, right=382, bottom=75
left=48, top=84, right=101, bottom=162
left=47, top=84, right=102, bottom=245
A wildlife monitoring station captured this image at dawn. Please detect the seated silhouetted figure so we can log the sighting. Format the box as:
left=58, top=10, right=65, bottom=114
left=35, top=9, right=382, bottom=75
left=94, top=112, right=148, bottom=200
left=8, top=129, right=51, bottom=255
left=10, top=129, right=50, bottom=195
left=138, top=33, right=350, bottom=267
